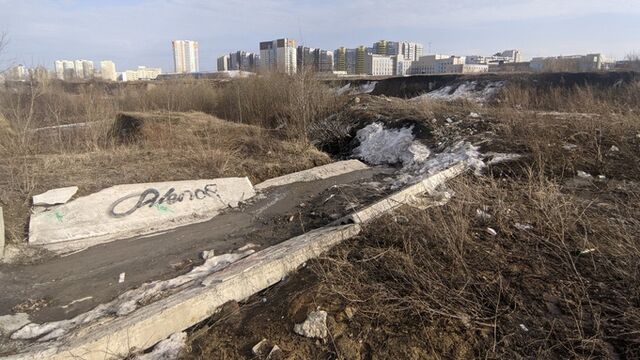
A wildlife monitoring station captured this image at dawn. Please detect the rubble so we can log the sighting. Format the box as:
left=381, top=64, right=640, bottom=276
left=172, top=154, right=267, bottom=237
left=293, top=310, right=328, bottom=339
left=32, top=186, right=78, bottom=206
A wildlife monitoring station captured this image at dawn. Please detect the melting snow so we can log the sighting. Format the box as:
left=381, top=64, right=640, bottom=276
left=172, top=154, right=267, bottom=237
left=11, top=248, right=255, bottom=342
left=136, top=332, right=187, bottom=360
left=412, top=81, right=505, bottom=102
left=352, top=122, right=519, bottom=185
left=335, top=82, right=378, bottom=95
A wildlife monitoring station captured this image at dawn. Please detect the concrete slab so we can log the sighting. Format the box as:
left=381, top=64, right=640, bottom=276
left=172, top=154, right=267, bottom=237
left=255, top=160, right=369, bottom=190
left=345, top=162, right=466, bottom=224
left=32, top=187, right=78, bottom=206
left=28, top=178, right=255, bottom=253
left=8, top=224, right=361, bottom=360
left=0, top=206, right=4, bottom=258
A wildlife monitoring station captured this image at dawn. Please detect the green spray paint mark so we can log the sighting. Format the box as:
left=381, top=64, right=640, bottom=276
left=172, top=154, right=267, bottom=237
left=49, top=210, right=64, bottom=223
left=154, top=203, right=173, bottom=214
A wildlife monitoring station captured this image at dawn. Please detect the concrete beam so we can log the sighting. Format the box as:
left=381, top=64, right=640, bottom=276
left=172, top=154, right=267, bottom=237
left=9, top=224, right=361, bottom=360
left=0, top=206, right=5, bottom=258
left=345, top=162, right=466, bottom=224
left=255, top=160, right=369, bottom=190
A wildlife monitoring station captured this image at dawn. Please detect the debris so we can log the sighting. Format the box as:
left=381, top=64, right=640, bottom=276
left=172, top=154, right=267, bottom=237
left=519, top=324, right=529, bottom=332
left=609, top=145, right=620, bottom=152
left=294, top=310, right=328, bottom=339
left=136, top=332, right=187, bottom=360
left=267, top=345, right=283, bottom=359
left=32, top=186, right=78, bottom=206
left=446, top=117, right=453, bottom=124
left=201, top=250, right=215, bottom=260
left=0, top=313, right=29, bottom=334
left=237, top=243, right=258, bottom=251
left=469, top=112, right=481, bottom=118
left=394, top=215, right=409, bottom=224
left=344, top=306, right=356, bottom=320
left=485, top=227, right=497, bottom=236
left=476, top=208, right=492, bottom=220
left=578, top=248, right=596, bottom=256
left=288, top=215, right=295, bottom=222
left=118, top=272, right=126, bottom=283
left=485, top=152, right=522, bottom=165
left=61, top=296, right=93, bottom=309
left=514, top=223, right=533, bottom=231
left=252, top=338, right=269, bottom=355
left=562, top=144, right=578, bottom=151
left=577, top=170, right=593, bottom=179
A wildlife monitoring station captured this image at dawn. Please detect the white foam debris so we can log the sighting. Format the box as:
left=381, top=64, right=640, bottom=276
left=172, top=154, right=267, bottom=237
left=412, top=81, right=505, bottom=102
left=485, top=152, right=522, bottom=165
left=11, top=248, right=255, bottom=341
left=136, top=332, right=187, bottom=360
left=577, top=170, right=593, bottom=179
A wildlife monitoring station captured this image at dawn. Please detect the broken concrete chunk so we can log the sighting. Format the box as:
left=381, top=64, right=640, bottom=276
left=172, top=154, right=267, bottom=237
left=32, top=186, right=78, bottom=206
left=294, top=310, right=328, bottom=339
left=267, top=345, right=283, bottom=359
left=252, top=338, right=268, bottom=355
left=255, top=160, right=369, bottom=190
left=0, top=313, right=30, bottom=334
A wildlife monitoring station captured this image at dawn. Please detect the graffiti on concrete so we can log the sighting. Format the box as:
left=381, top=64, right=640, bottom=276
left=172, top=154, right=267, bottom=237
left=109, top=184, right=224, bottom=218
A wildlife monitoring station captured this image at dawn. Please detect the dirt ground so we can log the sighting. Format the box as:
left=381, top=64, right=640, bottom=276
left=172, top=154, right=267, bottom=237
left=182, top=81, right=640, bottom=359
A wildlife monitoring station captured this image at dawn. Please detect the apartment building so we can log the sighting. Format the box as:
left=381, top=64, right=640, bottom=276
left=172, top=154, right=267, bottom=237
left=259, top=38, right=297, bottom=74
left=530, top=54, right=611, bottom=72
left=445, top=63, right=489, bottom=74
left=364, top=53, right=394, bottom=76
left=100, top=60, right=117, bottom=81
left=172, top=40, right=199, bottom=73
left=217, top=54, right=230, bottom=71
left=122, top=66, right=162, bottom=81
left=408, top=55, right=465, bottom=75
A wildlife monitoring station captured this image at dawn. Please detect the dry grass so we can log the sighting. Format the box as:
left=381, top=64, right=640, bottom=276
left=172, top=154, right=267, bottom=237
left=0, top=111, right=330, bottom=245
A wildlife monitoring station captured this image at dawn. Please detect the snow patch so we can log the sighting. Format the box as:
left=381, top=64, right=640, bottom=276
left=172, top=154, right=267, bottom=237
left=352, top=122, right=519, bottom=186
left=335, top=82, right=378, bottom=95
left=136, top=332, right=187, bottom=360
left=11, top=248, right=255, bottom=342
left=412, top=81, right=505, bottom=102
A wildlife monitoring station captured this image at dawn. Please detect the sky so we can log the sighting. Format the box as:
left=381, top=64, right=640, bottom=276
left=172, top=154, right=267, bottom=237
left=1, top=0, right=639, bottom=72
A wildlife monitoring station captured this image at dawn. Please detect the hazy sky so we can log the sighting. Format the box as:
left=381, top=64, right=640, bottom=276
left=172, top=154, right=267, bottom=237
left=1, top=0, right=639, bottom=72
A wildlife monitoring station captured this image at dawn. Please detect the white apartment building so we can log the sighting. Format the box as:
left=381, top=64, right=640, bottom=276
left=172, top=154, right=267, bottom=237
left=260, top=38, right=297, bottom=74
left=530, top=54, right=611, bottom=72
left=408, top=55, right=466, bottom=75
left=100, top=60, right=117, bottom=81
left=392, top=55, right=413, bottom=75
left=82, top=60, right=94, bottom=79
left=172, top=40, right=199, bottom=73
left=364, top=53, right=394, bottom=76
left=445, top=64, right=489, bottom=74
left=122, top=66, right=162, bottom=81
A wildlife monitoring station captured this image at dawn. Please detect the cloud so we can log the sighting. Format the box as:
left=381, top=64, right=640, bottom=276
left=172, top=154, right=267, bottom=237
left=0, top=0, right=638, bottom=70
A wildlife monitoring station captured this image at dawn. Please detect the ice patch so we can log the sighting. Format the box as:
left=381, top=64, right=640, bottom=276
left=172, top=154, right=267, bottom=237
left=136, top=332, right=187, bottom=360
left=11, top=248, right=255, bottom=342
left=412, top=81, right=505, bottom=102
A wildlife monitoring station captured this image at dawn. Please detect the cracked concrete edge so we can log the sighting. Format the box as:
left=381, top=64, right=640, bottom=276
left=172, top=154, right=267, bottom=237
left=0, top=206, right=4, bottom=258
left=255, top=160, right=370, bottom=190
left=346, top=162, right=467, bottom=224
left=7, top=224, right=361, bottom=360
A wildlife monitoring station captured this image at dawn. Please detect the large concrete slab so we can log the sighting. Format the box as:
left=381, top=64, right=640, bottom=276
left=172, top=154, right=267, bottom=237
left=28, top=178, right=255, bottom=253
left=345, top=162, right=467, bottom=224
left=0, top=206, right=4, bottom=258
left=9, top=224, right=361, bottom=360
left=255, top=160, right=369, bottom=190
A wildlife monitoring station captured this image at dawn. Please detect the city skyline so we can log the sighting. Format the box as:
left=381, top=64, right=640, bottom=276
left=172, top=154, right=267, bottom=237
left=1, top=0, right=639, bottom=72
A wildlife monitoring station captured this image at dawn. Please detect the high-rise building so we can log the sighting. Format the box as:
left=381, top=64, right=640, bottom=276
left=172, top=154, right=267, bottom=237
left=334, top=47, right=347, bottom=72
left=259, top=38, right=297, bottom=74
left=100, top=60, right=117, bottom=81
left=217, top=54, right=230, bottom=71
left=172, top=40, right=199, bottom=73
left=82, top=60, right=94, bottom=79
left=54, top=60, right=65, bottom=80
left=356, top=46, right=367, bottom=75
left=364, top=54, right=394, bottom=76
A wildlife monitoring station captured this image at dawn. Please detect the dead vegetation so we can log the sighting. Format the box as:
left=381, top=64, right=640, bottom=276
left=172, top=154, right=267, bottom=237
left=182, top=76, right=640, bottom=359
left=0, top=73, right=342, bottom=246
